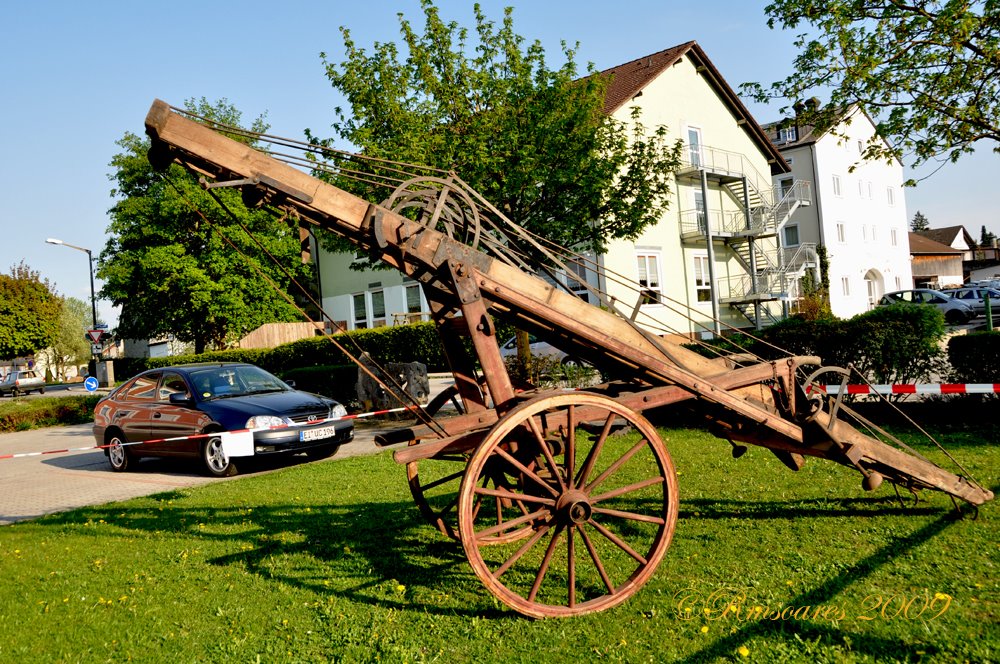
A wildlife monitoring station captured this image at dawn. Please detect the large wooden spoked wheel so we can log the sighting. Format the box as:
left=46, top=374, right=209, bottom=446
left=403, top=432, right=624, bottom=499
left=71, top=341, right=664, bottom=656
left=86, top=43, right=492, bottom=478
left=406, top=384, right=532, bottom=544
left=457, top=393, right=679, bottom=618
left=382, top=177, right=481, bottom=250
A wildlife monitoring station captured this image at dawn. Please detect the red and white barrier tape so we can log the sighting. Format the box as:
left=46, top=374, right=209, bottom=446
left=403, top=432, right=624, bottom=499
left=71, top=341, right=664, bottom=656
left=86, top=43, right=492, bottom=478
left=817, top=383, right=1000, bottom=395
left=0, top=404, right=423, bottom=461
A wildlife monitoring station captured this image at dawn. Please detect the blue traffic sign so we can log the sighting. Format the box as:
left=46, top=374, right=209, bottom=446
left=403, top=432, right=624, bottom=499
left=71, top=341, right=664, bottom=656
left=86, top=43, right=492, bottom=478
left=84, top=377, right=99, bottom=392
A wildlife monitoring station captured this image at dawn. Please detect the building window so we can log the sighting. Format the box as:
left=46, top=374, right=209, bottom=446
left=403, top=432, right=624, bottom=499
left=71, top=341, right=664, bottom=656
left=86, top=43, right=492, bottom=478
left=832, top=174, right=842, bottom=197
left=405, top=282, right=423, bottom=315
left=837, top=223, right=846, bottom=243
left=693, top=190, right=707, bottom=232
left=779, top=178, right=794, bottom=199
left=895, top=277, right=901, bottom=290
left=693, top=255, right=712, bottom=303
left=870, top=225, right=877, bottom=242
left=636, top=252, right=662, bottom=304
left=783, top=224, right=800, bottom=247
left=785, top=156, right=794, bottom=165
left=858, top=179, right=865, bottom=197
left=862, top=225, right=868, bottom=242
left=857, top=139, right=864, bottom=154
left=891, top=228, right=898, bottom=246
left=687, top=126, right=703, bottom=167
left=841, top=277, right=851, bottom=296
left=565, top=259, right=590, bottom=299
left=370, top=289, right=386, bottom=328
left=778, top=126, right=798, bottom=142
left=868, top=181, right=873, bottom=199
left=887, top=187, right=895, bottom=206
left=352, top=293, right=367, bottom=329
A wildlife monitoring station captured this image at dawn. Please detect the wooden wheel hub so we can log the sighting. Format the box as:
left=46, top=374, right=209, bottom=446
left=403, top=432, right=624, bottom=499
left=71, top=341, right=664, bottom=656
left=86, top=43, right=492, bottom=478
left=556, top=489, right=592, bottom=524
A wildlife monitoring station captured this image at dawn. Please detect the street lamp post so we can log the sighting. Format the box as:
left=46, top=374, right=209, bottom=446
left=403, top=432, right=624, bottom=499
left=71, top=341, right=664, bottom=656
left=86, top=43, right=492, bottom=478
left=45, top=237, right=99, bottom=339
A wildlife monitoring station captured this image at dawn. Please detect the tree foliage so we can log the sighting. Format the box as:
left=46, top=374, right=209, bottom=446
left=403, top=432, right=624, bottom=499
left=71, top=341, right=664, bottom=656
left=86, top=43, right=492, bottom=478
left=100, top=98, right=313, bottom=354
left=743, top=0, right=999, bottom=171
left=313, top=0, right=682, bottom=258
left=911, top=210, right=930, bottom=231
left=38, top=297, right=91, bottom=379
left=0, top=262, right=61, bottom=360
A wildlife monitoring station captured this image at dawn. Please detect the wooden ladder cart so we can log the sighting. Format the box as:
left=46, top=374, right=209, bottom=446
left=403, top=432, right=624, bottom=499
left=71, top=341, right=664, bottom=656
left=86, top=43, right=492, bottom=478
left=144, top=100, right=993, bottom=619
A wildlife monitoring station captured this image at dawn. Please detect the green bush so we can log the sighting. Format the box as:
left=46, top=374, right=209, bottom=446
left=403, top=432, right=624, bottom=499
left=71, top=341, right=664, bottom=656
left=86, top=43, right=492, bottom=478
left=948, top=331, right=1000, bottom=383
left=0, top=395, right=102, bottom=433
left=694, top=305, right=947, bottom=385
left=111, top=323, right=446, bottom=383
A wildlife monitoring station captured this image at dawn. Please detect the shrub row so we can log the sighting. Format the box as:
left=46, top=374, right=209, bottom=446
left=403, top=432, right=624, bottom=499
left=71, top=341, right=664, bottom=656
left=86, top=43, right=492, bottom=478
left=948, top=330, right=1000, bottom=384
left=111, top=323, right=448, bottom=385
left=0, top=395, right=102, bottom=433
left=691, top=304, right=948, bottom=385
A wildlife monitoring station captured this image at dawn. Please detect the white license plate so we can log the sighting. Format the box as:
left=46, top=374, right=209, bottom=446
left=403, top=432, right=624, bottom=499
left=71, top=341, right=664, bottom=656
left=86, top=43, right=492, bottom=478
left=300, top=425, right=339, bottom=442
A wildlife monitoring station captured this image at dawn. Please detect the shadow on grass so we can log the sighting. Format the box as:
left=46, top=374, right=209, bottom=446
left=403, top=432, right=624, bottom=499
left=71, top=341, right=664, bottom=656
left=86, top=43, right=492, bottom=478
left=678, top=513, right=962, bottom=663
left=38, top=483, right=976, bottom=644
left=41, top=493, right=505, bottom=618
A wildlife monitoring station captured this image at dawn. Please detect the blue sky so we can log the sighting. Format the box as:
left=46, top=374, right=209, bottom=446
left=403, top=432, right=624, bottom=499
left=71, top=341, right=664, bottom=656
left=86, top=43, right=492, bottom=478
left=2, top=1, right=997, bottom=327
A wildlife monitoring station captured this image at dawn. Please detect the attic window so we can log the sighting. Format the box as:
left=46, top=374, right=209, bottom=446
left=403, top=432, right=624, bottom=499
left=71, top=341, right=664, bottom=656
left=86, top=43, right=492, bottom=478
left=778, top=127, right=798, bottom=142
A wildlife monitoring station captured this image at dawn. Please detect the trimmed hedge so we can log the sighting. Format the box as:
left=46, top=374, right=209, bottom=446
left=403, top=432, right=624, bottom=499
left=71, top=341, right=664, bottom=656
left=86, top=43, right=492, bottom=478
left=948, top=331, right=1000, bottom=383
left=111, top=322, right=447, bottom=384
left=691, top=304, right=947, bottom=385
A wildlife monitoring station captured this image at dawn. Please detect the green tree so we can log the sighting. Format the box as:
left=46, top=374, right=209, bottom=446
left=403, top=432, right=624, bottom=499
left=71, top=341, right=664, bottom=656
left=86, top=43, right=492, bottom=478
left=39, top=297, right=91, bottom=380
left=313, top=0, right=682, bottom=257
left=100, top=98, right=314, bottom=354
left=980, top=224, right=996, bottom=247
left=0, top=262, right=61, bottom=360
left=743, top=0, right=999, bottom=171
left=911, top=210, right=930, bottom=231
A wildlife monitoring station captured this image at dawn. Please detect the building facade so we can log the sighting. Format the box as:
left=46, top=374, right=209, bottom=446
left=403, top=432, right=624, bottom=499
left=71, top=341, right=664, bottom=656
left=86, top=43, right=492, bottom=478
left=316, top=42, right=808, bottom=338
left=763, top=105, right=913, bottom=317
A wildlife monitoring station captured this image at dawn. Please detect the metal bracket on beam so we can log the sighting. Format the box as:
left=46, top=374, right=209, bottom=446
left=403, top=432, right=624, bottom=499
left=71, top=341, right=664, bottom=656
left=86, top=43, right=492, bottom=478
left=200, top=176, right=258, bottom=190
left=198, top=174, right=314, bottom=205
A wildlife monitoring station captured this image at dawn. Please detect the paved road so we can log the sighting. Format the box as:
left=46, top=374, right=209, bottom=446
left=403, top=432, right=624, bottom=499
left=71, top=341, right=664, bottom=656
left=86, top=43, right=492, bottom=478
left=0, top=376, right=455, bottom=526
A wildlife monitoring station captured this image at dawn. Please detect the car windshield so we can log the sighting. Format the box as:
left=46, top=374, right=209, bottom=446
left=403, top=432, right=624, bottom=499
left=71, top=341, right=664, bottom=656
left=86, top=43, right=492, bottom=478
left=189, top=366, right=289, bottom=400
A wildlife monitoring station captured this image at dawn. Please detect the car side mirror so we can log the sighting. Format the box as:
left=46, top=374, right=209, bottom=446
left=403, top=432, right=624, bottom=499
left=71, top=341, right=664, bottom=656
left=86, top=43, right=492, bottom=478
left=169, top=392, right=193, bottom=406
left=284, top=379, right=297, bottom=389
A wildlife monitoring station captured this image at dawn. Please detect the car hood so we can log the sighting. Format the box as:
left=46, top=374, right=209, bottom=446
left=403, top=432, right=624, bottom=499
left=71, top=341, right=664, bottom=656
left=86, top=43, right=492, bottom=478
left=199, top=390, right=335, bottom=422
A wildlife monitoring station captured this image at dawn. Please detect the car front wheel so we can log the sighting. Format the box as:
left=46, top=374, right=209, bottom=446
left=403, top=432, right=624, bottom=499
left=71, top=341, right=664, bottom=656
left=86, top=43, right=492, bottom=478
left=202, top=435, right=238, bottom=478
left=945, top=310, right=969, bottom=325
left=107, top=433, right=132, bottom=472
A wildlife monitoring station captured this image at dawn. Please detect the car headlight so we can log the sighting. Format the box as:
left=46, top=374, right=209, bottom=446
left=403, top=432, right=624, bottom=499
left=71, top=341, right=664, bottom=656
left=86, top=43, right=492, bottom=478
left=330, top=404, right=348, bottom=419
left=245, top=415, right=290, bottom=429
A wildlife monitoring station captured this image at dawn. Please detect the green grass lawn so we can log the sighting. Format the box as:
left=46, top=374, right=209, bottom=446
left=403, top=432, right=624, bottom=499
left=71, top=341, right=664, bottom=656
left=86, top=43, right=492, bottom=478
left=0, top=426, right=997, bottom=663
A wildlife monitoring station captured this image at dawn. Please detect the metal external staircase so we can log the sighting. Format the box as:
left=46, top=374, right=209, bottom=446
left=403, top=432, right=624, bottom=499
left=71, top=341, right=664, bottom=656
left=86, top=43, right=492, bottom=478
left=677, top=144, right=812, bottom=327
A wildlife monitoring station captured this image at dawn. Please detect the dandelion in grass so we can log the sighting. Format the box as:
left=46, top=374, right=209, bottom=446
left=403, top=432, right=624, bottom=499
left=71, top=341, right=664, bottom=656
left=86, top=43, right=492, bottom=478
left=738, top=645, right=750, bottom=657
left=700, top=626, right=709, bottom=634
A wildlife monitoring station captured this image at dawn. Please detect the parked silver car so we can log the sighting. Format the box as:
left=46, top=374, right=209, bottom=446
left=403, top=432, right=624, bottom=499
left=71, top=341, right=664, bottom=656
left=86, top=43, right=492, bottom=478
left=877, top=289, right=974, bottom=325
left=0, top=369, right=46, bottom=397
left=941, top=286, right=1000, bottom=317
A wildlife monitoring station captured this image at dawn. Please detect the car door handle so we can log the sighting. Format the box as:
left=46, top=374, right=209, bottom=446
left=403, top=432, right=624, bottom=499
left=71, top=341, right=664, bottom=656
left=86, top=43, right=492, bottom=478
left=153, top=412, right=162, bottom=418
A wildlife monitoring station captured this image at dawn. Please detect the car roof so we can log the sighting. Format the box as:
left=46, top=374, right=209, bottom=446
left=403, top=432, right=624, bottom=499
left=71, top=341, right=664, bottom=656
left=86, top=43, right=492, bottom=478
left=138, top=362, right=254, bottom=375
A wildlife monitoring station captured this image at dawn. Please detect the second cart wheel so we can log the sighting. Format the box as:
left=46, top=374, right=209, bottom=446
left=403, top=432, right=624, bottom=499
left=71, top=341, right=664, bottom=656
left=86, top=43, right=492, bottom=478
left=457, top=393, right=678, bottom=618
left=406, top=383, right=531, bottom=543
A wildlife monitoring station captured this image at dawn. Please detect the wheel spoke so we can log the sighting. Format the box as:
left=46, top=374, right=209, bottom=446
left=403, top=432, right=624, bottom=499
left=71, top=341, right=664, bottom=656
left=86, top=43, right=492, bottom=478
left=591, top=506, right=666, bottom=525
left=495, top=446, right=560, bottom=498
left=528, top=525, right=564, bottom=602
left=526, top=416, right=566, bottom=491
left=476, top=507, right=550, bottom=542
left=586, top=518, right=648, bottom=565
left=473, top=485, right=556, bottom=507
left=419, top=468, right=466, bottom=492
left=577, top=523, right=616, bottom=594
left=494, top=520, right=553, bottom=578
left=574, top=412, right=616, bottom=488
left=564, top=405, right=576, bottom=486
left=584, top=438, right=648, bottom=493
left=567, top=525, right=576, bottom=608
left=591, top=476, right=666, bottom=503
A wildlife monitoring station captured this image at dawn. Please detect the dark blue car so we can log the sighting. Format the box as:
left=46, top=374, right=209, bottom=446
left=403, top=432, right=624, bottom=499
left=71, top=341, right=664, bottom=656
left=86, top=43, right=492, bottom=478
left=93, top=363, right=354, bottom=477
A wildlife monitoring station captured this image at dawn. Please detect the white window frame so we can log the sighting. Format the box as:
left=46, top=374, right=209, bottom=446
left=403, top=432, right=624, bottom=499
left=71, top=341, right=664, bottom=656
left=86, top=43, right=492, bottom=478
left=778, top=126, right=798, bottom=142
left=832, top=174, right=842, bottom=197
left=352, top=292, right=368, bottom=330
left=783, top=224, right=800, bottom=247
left=836, top=223, right=846, bottom=243
left=370, top=289, right=387, bottom=328
left=841, top=276, right=851, bottom=296
left=693, top=254, right=712, bottom=303
left=887, top=187, right=895, bottom=206
left=891, top=228, right=898, bottom=246
left=636, top=251, right=662, bottom=305
left=686, top=126, right=703, bottom=167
